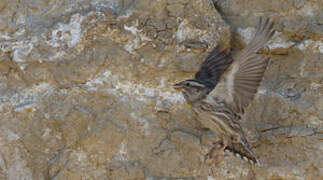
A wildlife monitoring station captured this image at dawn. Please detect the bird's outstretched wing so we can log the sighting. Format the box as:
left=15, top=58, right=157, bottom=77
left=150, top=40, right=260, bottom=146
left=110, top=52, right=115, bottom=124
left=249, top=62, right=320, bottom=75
left=194, top=45, right=233, bottom=89
left=211, top=17, right=275, bottom=114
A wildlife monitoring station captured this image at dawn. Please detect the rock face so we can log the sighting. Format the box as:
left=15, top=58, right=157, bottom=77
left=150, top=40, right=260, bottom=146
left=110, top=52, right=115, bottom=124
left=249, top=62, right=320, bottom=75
left=0, top=0, right=322, bottom=179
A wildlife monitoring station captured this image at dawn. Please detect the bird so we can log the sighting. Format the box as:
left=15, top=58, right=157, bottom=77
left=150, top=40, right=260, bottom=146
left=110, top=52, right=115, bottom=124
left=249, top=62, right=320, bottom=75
left=174, top=17, right=275, bottom=165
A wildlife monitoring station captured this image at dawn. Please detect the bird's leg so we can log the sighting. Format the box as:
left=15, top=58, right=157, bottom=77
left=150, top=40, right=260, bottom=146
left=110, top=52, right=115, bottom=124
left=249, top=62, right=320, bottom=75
left=213, top=140, right=225, bottom=149
left=204, top=140, right=230, bottom=165
left=205, top=140, right=224, bottom=159
left=219, top=143, right=227, bottom=152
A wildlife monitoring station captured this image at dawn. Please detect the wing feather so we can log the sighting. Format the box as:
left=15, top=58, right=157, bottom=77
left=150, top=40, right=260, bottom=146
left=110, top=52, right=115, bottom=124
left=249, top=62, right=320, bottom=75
left=194, top=45, right=233, bottom=88
left=211, top=17, right=274, bottom=114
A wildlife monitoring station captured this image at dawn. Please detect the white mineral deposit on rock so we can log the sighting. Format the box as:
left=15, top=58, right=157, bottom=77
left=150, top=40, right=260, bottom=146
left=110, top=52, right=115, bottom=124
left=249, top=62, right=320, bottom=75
left=297, top=39, right=323, bottom=53
left=118, top=141, right=128, bottom=161
left=42, top=128, right=52, bottom=138
left=124, top=22, right=151, bottom=54
left=86, top=70, right=184, bottom=104
left=47, top=14, right=84, bottom=48
left=176, top=19, right=203, bottom=42
left=267, top=32, right=295, bottom=50
left=316, top=41, right=323, bottom=54
left=12, top=41, right=34, bottom=63
left=297, top=39, right=313, bottom=51
left=298, top=5, right=314, bottom=17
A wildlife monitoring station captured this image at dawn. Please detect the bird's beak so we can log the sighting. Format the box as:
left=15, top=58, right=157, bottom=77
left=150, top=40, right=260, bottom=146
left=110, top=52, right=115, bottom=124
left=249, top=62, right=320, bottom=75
left=173, top=82, right=183, bottom=90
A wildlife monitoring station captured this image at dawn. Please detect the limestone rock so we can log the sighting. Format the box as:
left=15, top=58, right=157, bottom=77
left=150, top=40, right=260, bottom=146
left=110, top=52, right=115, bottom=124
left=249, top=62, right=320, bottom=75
left=0, top=0, right=322, bottom=179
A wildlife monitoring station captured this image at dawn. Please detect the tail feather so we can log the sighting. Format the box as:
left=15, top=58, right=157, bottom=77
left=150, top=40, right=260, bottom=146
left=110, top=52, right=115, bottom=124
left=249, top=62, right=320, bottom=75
left=224, top=141, right=261, bottom=166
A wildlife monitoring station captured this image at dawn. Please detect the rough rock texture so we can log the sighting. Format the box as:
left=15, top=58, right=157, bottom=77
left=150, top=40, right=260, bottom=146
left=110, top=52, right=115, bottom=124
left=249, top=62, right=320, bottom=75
left=0, top=0, right=322, bottom=179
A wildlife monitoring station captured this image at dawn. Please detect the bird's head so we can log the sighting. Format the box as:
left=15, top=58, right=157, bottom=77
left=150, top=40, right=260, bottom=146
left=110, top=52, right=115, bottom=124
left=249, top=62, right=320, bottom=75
left=174, top=79, right=211, bottom=104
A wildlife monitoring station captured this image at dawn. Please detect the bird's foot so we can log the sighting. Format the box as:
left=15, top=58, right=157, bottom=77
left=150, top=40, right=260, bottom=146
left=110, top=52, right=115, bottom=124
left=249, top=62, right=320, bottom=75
left=204, top=141, right=226, bottom=161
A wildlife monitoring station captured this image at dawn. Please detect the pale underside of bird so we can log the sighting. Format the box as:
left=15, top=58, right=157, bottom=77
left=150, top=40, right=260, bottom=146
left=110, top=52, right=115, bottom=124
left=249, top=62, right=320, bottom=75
left=174, top=17, right=275, bottom=165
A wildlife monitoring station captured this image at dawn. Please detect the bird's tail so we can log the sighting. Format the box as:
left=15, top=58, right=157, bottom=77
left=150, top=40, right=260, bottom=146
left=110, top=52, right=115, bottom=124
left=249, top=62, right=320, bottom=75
left=244, top=17, right=275, bottom=54
left=225, top=138, right=261, bottom=166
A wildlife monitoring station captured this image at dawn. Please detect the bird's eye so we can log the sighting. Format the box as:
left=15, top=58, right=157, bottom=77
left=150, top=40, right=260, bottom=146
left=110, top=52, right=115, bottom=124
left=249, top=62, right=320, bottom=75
left=185, top=82, right=190, bottom=86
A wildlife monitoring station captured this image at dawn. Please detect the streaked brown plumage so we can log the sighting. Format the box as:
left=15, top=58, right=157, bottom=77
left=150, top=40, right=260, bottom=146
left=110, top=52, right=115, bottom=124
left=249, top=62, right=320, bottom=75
left=175, top=17, right=275, bottom=165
